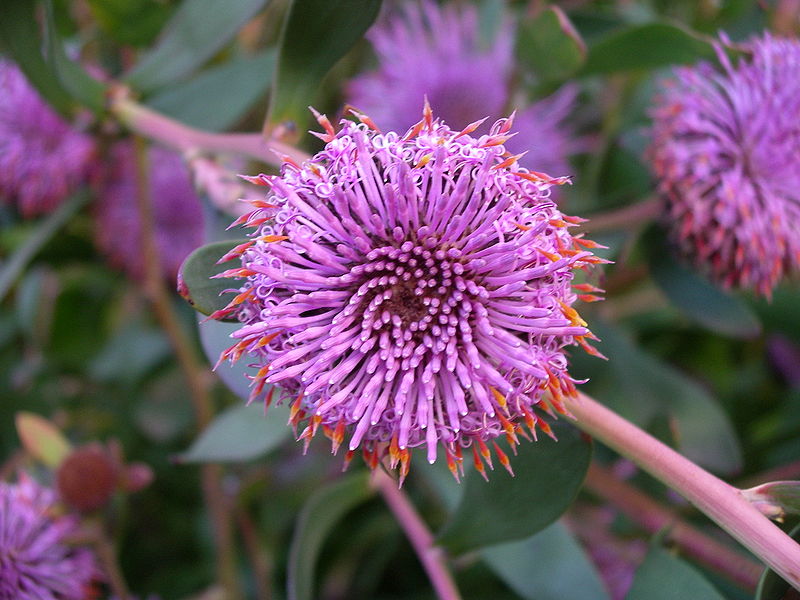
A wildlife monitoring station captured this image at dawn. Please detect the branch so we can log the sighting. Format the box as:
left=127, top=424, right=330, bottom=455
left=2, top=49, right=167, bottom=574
left=565, top=392, right=800, bottom=591
left=580, top=197, right=662, bottom=234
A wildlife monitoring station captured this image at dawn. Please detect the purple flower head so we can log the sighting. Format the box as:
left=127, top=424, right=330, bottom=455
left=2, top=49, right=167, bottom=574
left=649, top=33, right=800, bottom=297
left=0, top=59, right=94, bottom=218
left=347, top=1, right=512, bottom=133
left=0, top=474, right=97, bottom=600
left=215, top=106, right=604, bottom=482
left=94, top=143, right=206, bottom=282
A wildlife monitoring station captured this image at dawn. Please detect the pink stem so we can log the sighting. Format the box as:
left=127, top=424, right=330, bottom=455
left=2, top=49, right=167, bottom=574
left=565, top=392, right=800, bottom=590
left=373, top=469, right=463, bottom=600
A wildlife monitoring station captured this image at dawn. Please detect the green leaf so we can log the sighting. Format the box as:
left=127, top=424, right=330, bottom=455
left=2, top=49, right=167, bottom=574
left=756, top=523, right=800, bottom=600
left=42, top=0, right=106, bottom=114
left=147, top=50, right=276, bottom=132
left=644, top=227, right=761, bottom=339
left=0, top=0, right=72, bottom=115
left=583, top=22, right=717, bottom=74
left=483, top=521, right=610, bottom=600
left=516, top=7, right=586, bottom=83
left=87, top=0, right=174, bottom=46
left=15, top=412, right=72, bottom=468
left=125, top=0, right=268, bottom=92
left=287, top=472, right=374, bottom=600
left=626, top=546, right=726, bottom=600
left=178, top=240, right=245, bottom=318
left=267, top=0, right=382, bottom=143
left=178, top=402, right=290, bottom=463
left=437, top=421, right=592, bottom=554
left=593, top=321, right=742, bottom=475
left=197, top=317, right=258, bottom=401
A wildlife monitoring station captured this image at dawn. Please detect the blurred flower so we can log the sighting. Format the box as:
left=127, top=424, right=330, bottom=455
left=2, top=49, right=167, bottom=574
left=0, top=59, right=94, bottom=218
left=94, top=143, right=205, bottom=282
left=56, top=444, right=119, bottom=513
left=214, top=107, right=603, bottom=482
left=649, top=34, right=800, bottom=297
left=347, top=1, right=576, bottom=177
left=0, top=474, right=97, bottom=600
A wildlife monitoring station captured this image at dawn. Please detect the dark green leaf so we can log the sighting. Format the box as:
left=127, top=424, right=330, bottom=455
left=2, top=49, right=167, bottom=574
left=287, top=473, right=374, bottom=600
left=87, top=0, right=174, bottom=46
left=267, top=0, right=382, bottom=142
left=42, top=0, right=106, bottom=113
left=756, top=523, right=800, bottom=600
left=516, top=7, right=586, bottom=83
left=125, top=0, right=268, bottom=92
left=626, top=546, right=726, bottom=600
left=583, top=23, right=717, bottom=74
left=178, top=240, right=245, bottom=318
left=197, top=317, right=258, bottom=401
left=437, top=421, right=591, bottom=554
left=178, top=402, right=290, bottom=463
left=483, top=521, right=610, bottom=600
left=593, top=321, right=742, bottom=475
left=147, top=50, right=276, bottom=132
left=0, top=0, right=72, bottom=115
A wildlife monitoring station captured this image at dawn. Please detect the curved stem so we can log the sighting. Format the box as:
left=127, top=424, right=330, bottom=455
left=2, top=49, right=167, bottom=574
left=584, top=462, right=762, bottom=590
left=111, top=91, right=308, bottom=167
left=373, top=469, right=463, bottom=600
left=565, top=392, right=800, bottom=590
left=580, top=197, right=662, bottom=234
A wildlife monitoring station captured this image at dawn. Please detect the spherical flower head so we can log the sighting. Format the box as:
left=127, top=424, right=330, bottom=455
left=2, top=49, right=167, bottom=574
left=347, top=1, right=512, bottom=133
left=94, top=143, right=206, bottom=282
left=216, top=106, right=604, bottom=482
left=0, top=474, right=97, bottom=600
left=0, top=59, right=94, bottom=218
left=648, top=33, right=800, bottom=297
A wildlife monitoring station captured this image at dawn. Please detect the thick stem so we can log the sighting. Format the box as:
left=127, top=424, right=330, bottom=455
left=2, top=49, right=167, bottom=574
left=131, top=138, right=240, bottom=599
left=373, top=469, right=463, bottom=600
left=584, top=463, right=762, bottom=590
left=565, top=392, right=800, bottom=590
left=580, top=197, right=662, bottom=234
left=111, top=92, right=308, bottom=167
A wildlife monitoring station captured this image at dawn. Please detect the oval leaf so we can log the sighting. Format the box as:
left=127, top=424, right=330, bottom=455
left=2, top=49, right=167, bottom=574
left=437, top=421, right=592, bottom=554
left=178, top=240, right=245, bottom=318
left=288, top=472, right=374, bottom=600
left=126, top=0, right=268, bottom=92
left=756, top=523, right=800, bottom=600
left=483, top=521, right=610, bottom=600
left=626, top=546, right=726, bottom=600
left=266, top=0, right=382, bottom=142
left=516, top=6, right=586, bottom=83
left=583, top=23, right=717, bottom=75
left=15, top=412, right=72, bottom=468
left=178, top=402, right=290, bottom=463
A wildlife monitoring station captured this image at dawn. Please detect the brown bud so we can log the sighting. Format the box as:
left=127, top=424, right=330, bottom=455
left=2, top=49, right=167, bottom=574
left=56, top=444, right=118, bottom=512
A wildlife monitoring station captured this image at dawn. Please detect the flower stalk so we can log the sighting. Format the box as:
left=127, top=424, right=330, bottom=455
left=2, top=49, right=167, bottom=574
left=566, top=392, right=800, bottom=590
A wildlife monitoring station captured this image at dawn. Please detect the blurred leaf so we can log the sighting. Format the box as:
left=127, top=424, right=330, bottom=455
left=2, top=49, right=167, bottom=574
left=597, top=144, right=653, bottom=206
left=0, top=193, right=89, bottom=303
left=644, top=227, right=761, bottom=339
left=0, top=0, right=73, bottom=115
left=147, top=50, right=276, bottom=131
left=756, top=523, right=800, bottom=600
left=15, top=411, right=71, bottom=468
left=198, top=316, right=259, bottom=401
left=626, top=546, right=726, bottom=599
left=87, top=0, right=174, bottom=46
left=288, top=472, right=374, bottom=600
left=89, top=322, right=171, bottom=385
left=42, top=0, right=106, bottom=114
left=267, top=0, right=382, bottom=143
left=437, top=421, right=592, bottom=554
left=583, top=22, right=716, bottom=74
left=178, top=240, right=244, bottom=318
left=178, top=402, right=290, bottom=462
left=483, top=521, right=610, bottom=600
left=516, top=7, right=586, bottom=83
left=742, top=481, right=800, bottom=520
left=126, top=0, right=268, bottom=92
left=594, top=321, right=742, bottom=475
